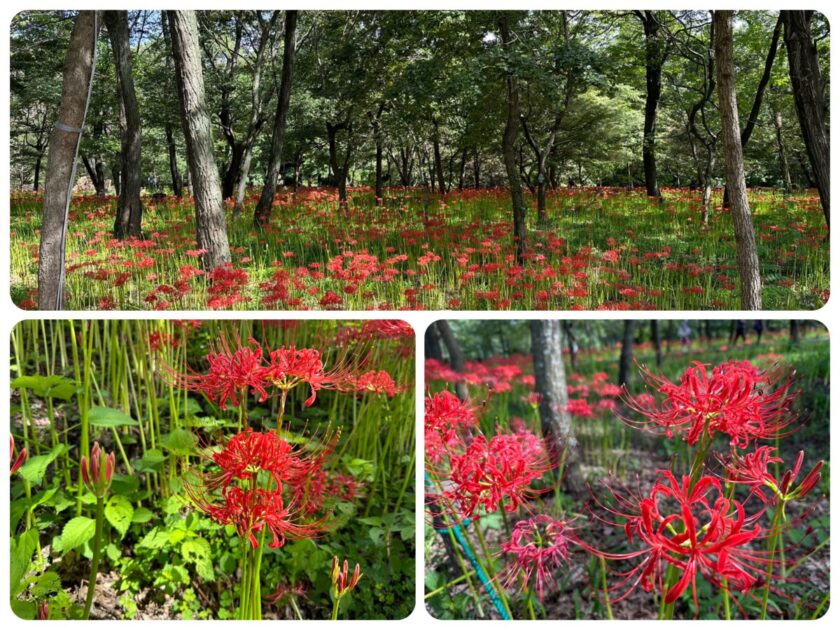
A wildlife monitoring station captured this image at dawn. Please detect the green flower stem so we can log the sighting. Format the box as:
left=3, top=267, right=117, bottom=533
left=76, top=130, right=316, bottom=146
left=83, top=495, right=105, bottom=620
left=760, top=500, right=786, bottom=619
left=599, top=555, right=614, bottom=620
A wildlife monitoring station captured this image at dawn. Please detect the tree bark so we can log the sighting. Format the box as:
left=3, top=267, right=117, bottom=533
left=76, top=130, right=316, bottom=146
left=168, top=10, right=231, bottom=271
left=498, top=14, right=528, bottom=264
left=432, top=119, right=446, bottom=194
left=530, top=320, right=584, bottom=494
left=714, top=10, right=762, bottom=310
left=161, top=16, right=183, bottom=197
left=773, top=110, right=793, bottom=192
left=617, top=320, right=636, bottom=387
left=782, top=11, right=829, bottom=228
left=436, top=320, right=468, bottom=401
left=253, top=11, right=298, bottom=227
left=637, top=11, right=664, bottom=198
left=105, top=11, right=143, bottom=239
left=38, top=11, right=102, bottom=309
left=650, top=319, right=662, bottom=366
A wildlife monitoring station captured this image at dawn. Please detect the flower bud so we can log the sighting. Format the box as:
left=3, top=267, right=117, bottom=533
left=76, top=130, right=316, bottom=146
left=80, top=442, right=115, bottom=498
left=10, top=435, right=27, bottom=476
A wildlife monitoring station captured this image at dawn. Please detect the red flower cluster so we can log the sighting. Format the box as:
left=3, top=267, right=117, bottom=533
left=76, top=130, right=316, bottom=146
left=625, top=361, right=796, bottom=447
left=424, top=391, right=478, bottom=463
left=188, top=429, right=337, bottom=549
left=595, top=471, right=765, bottom=608
left=500, top=515, right=583, bottom=600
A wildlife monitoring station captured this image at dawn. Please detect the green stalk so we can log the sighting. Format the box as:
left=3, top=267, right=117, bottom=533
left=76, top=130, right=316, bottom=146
left=760, top=500, right=786, bottom=619
left=83, top=496, right=105, bottom=620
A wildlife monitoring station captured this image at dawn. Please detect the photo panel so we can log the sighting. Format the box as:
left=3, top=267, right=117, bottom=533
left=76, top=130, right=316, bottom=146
left=424, top=319, right=828, bottom=619
left=9, top=10, right=830, bottom=311
left=9, top=319, right=415, bottom=620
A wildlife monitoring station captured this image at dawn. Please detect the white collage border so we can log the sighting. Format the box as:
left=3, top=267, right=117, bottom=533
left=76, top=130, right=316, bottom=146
left=1, top=1, right=836, bottom=627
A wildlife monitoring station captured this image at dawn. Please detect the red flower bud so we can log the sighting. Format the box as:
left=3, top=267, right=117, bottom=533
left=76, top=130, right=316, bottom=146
left=81, top=442, right=115, bottom=497
left=10, top=436, right=27, bottom=476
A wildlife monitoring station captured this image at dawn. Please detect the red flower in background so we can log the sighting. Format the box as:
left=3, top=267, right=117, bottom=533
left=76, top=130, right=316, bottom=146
left=725, top=447, right=823, bottom=504
left=424, top=391, right=478, bottom=462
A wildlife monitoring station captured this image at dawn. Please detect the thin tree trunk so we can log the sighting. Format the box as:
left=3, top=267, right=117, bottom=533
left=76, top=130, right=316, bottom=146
left=105, top=10, right=143, bottom=239
left=33, top=154, right=43, bottom=191
left=38, top=11, right=102, bottom=309
left=161, top=17, right=183, bottom=197
left=789, top=319, right=800, bottom=345
left=168, top=10, right=230, bottom=271
left=498, top=14, right=528, bottom=264
left=436, top=321, right=468, bottom=401
left=617, top=320, right=636, bottom=387
left=782, top=10, right=829, bottom=228
left=432, top=120, right=446, bottom=194
left=651, top=319, right=662, bottom=366
left=530, top=320, right=584, bottom=494
left=637, top=11, right=663, bottom=198
left=715, top=10, right=762, bottom=310
left=773, top=110, right=793, bottom=192
left=254, top=11, right=297, bottom=227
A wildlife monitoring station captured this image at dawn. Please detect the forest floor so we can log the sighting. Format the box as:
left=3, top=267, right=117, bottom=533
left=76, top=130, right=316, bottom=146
left=10, top=186, right=828, bottom=311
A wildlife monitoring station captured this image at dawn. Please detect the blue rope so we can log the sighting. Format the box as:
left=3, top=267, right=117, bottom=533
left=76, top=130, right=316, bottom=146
left=425, top=474, right=511, bottom=619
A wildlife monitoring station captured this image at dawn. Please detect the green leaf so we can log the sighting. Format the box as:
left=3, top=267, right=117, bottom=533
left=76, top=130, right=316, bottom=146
left=105, top=495, right=134, bottom=538
left=12, top=374, right=77, bottom=400
left=134, top=448, right=166, bottom=472
left=137, top=527, right=170, bottom=550
left=161, top=428, right=197, bottom=456
left=57, top=516, right=96, bottom=552
left=110, top=473, right=140, bottom=496
left=16, top=444, right=66, bottom=485
left=10, top=529, right=39, bottom=594
left=30, top=571, right=62, bottom=597
left=182, top=538, right=215, bottom=581
left=131, top=507, right=154, bottom=524
left=88, top=406, right=139, bottom=427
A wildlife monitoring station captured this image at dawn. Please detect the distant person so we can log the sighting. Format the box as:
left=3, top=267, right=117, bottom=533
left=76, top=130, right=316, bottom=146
left=678, top=320, right=691, bottom=353
left=753, top=320, right=764, bottom=344
left=732, top=320, right=746, bottom=345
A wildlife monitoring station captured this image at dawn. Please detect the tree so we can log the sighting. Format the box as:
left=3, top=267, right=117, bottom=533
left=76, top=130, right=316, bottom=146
left=782, top=11, right=829, bottom=228
left=253, top=10, right=298, bottom=227
left=497, top=12, right=528, bottom=264
left=714, top=10, right=762, bottom=310
left=530, top=320, right=583, bottom=493
left=635, top=10, right=667, bottom=198
left=617, top=319, right=636, bottom=387
left=38, top=11, right=102, bottom=309
left=436, top=320, right=469, bottom=401
left=105, top=11, right=144, bottom=238
left=168, top=10, right=231, bottom=271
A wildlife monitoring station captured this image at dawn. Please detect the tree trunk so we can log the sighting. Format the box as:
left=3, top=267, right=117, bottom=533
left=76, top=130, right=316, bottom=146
left=105, top=10, right=143, bottom=239
left=638, top=11, right=663, bottom=198
left=232, top=145, right=253, bottom=214
left=650, top=319, right=662, bottom=366
left=436, top=320, right=468, bottom=401
left=168, top=10, right=231, bottom=271
left=530, top=320, right=584, bottom=494
left=617, top=320, right=636, bottom=387
left=38, top=11, right=102, bottom=309
left=714, top=10, right=762, bottom=310
left=254, top=11, right=297, bottom=227
left=33, top=154, right=43, bottom=191
left=473, top=149, right=481, bottom=188
left=161, top=16, right=183, bottom=198
left=789, top=319, right=800, bottom=345
left=111, top=160, right=121, bottom=195
left=425, top=322, right=445, bottom=362
left=82, top=154, right=107, bottom=196
left=782, top=10, right=829, bottom=228
left=773, top=110, right=793, bottom=192
left=432, top=120, right=446, bottom=195
left=498, top=14, right=528, bottom=264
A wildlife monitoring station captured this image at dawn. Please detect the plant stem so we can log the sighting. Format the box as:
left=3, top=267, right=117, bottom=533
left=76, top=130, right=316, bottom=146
left=83, top=496, right=105, bottom=620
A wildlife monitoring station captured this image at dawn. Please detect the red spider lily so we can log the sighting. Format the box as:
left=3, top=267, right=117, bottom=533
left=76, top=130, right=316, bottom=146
left=725, top=447, right=823, bottom=504
left=195, top=486, right=325, bottom=549
left=209, top=429, right=306, bottom=490
left=347, top=370, right=398, bottom=396
left=261, top=346, right=334, bottom=407
left=80, top=442, right=116, bottom=498
left=263, top=581, right=309, bottom=605
left=445, top=433, right=552, bottom=518
left=624, top=361, right=796, bottom=448
left=499, top=515, right=583, bottom=600
left=171, top=337, right=268, bottom=410
left=424, top=391, right=478, bottom=463
left=592, top=470, right=766, bottom=611
left=331, top=557, right=363, bottom=598
left=10, top=436, right=26, bottom=475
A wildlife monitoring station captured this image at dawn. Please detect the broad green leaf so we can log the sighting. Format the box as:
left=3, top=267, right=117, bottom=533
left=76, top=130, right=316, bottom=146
left=137, top=527, right=170, bottom=550
left=88, top=406, right=139, bottom=427
left=131, top=507, right=154, bottom=524
left=160, top=428, right=196, bottom=456
left=30, top=571, right=62, bottom=597
left=57, top=516, right=96, bottom=552
left=182, top=538, right=215, bottom=581
left=16, top=444, right=66, bottom=485
left=12, top=374, right=77, bottom=401
left=105, top=495, right=134, bottom=537
left=10, top=529, right=39, bottom=594
left=133, top=448, right=166, bottom=473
